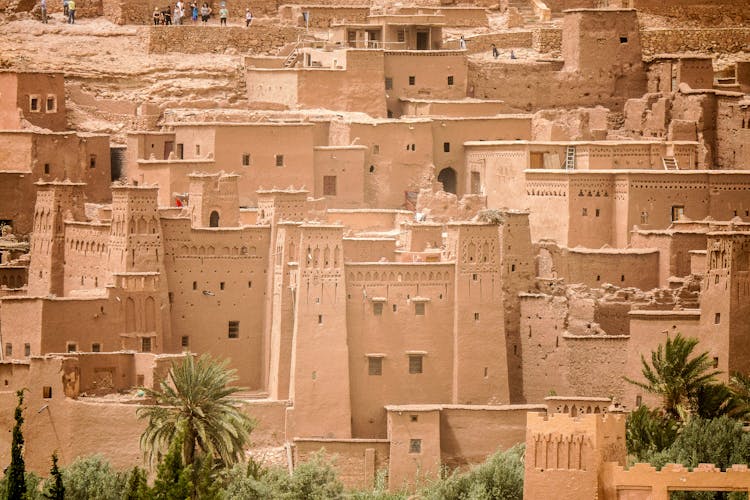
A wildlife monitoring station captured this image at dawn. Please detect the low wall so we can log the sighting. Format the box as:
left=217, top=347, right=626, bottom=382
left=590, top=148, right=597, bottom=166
left=294, top=439, right=390, bottom=489
left=244, top=399, right=288, bottom=447
left=440, top=405, right=543, bottom=469
left=397, top=7, right=489, bottom=27
left=444, top=30, right=533, bottom=53
left=641, top=28, right=750, bottom=57
left=104, top=0, right=278, bottom=24
left=278, top=5, right=369, bottom=28
left=143, top=24, right=303, bottom=54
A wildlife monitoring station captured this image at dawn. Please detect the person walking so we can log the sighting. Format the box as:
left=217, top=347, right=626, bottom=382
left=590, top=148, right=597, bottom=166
left=219, top=4, right=228, bottom=25
left=190, top=1, right=198, bottom=22
left=153, top=6, right=161, bottom=24
left=62, top=0, right=68, bottom=17
left=173, top=3, right=182, bottom=24
left=245, top=7, right=252, bottom=26
left=491, top=43, right=499, bottom=58
left=40, top=0, right=47, bottom=23
left=459, top=35, right=466, bottom=50
left=67, top=0, right=75, bottom=24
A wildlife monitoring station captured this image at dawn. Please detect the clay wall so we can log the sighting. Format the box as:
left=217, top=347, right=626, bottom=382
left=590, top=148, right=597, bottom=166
left=629, top=230, right=708, bottom=286
left=384, top=52, right=467, bottom=118
left=327, top=209, right=409, bottom=232
left=143, top=24, right=302, bottom=54
left=278, top=5, right=369, bottom=27
left=242, top=399, right=288, bottom=446
left=400, top=99, right=516, bottom=117
left=431, top=116, right=532, bottom=197
left=396, top=7, right=489, bottom=27
left=134, top=159, right=216, bottom=207
left=443, top=31, right=533, bottom=53
left=343, top=238, right=396, bottom=262
left=624, top=310, right=701, bottom=408
left=161, top=219, right=270, bottom=388
left=245, top=69, right=299, bottom=109
left=533, top=28, right=562, bottom=55
left=559, top=249, right=660, bottom=290
left=0, top=173, right=35, bottom=236
left=386, top=407, right=441, bottom=490
left=0, top=72, right=66, bottom=132
left=313, top=146, right=366, bottom=207
left=125, top=132, right=176, bottom=177
left=345, top=263, right=455, bottom=438
left=294, top=439, right=390, bottom=489
left=328, top=119, right=434, bottom=208
left=299, top=50, right=387, bottom=117
left=439, top=405, right=536, bottom=468
left=62, top=222, right=110, bottom=293
left=173, top=123, right=315, bottom=207
left=640, top=28, right=750, bottom=58
left=715, top=94, right=747, bottom=170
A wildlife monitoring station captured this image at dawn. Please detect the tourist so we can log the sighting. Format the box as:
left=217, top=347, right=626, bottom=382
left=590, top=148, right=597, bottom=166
left=153, top=6, right=161, bottom=25
left=459, top=35, right=466, bottom=50
left=245, top=7, right=252, bottom=27
left=62, top=0, right=68, bottom=17
left=491, top=43, right=499, bottom=58
left=510, top=49, right=517, bottom=59
left=200, top=2, right=211, bottom=24
left=40, top=0, right=47, bottom=23
left=173, top=3, right=182, bottom=24
left=67, top=0, right=75, bottom=23
left=219, top=4, right=228, bottom=25
left=163, top=4, right=172, bottom=24
left=190, top=1, right=198, bottom=22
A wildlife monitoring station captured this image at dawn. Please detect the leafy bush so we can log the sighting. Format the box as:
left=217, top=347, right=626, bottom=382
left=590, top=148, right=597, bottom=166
left=62, top=455, right=126, bottom=500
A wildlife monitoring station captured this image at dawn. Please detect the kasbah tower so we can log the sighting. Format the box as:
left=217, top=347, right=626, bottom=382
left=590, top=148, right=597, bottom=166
left=0, top=0, right=749, bottom=495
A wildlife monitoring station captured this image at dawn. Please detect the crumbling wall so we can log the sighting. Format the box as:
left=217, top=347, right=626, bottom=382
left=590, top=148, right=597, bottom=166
left=278, top=5, right=369, bottom=28
left=443, top=31, right=533, bottom=52
left=143, top=25, right=302, bottom=54
left=294, top=439, right=390, bottom=490
left=641, top=28, right=750, bottom=58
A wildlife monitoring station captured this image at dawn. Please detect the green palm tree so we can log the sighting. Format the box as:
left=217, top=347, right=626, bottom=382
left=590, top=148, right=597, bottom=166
left=138, top=354, right=255, bottom=468
left=624, top=333, right=720, bottom=420
left=729, top=371, right=750, bottom=420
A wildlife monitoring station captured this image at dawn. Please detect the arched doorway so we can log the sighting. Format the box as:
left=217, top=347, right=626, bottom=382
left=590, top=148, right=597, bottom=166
left=437, top=167, right=457, bottom=194
left=209, top=210, right=220, bottom=227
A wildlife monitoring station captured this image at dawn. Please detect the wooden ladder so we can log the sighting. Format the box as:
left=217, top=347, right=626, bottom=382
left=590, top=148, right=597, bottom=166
left=564, top=145, right=576, bottom=170
left=662, top=157, right=678, bottom=170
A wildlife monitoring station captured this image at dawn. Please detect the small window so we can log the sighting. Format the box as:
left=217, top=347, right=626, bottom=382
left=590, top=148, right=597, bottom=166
left=410, top=144, right=415, bottom=151
left=368, top=357, right=382, bottom=376
left=443, top=142, right=450, bottom=153
left=228, top=321, right=240, bottom=338
left=373, top=302, right=383, bottom=315
left=619, top=36, right=628, bottom=43
left=410, top=415, right=418, bottom=422
left=67, top=343, right=77, bottom=353
left=511, top=264, right=516, bottom=272
left=44, top=163, right=50, bottom=174
left=220, top=282, right=225, bottom=290
left=141, top=337, right=152, bottom=353
left=408, top=76, right=415, bottom=86
left=168, top=292, right=174, bottom=304
left=91, top=343, right=101, bottom=353
left=248, top=281, right=252, bottom=288
left=89, top=155, right=97, bottom=169
left=387, top=110, right=393, bottom=118
left=24, top=344, right=30, bottom=357
left=192, top=281, right=197, bottom=290
left=582, top=208, right=588, bottom=216
left=318, top=314, right=323, bottom=324
left=242, top=153, right=251, bottom=166
left=392, top=304, right=397, bottom=313
left=408, top=354, right=423, bottom=374
left=275, top=154, right=284, bottom=167
left=195, top=144, right=201, bottom=156
left=415, top=303, right=425, bottom=316
left=43, top=386, right=52, bottom=399
left=713, top=357, right=719, bottom=368
left=621, top=275, right=625, bottom=282
left=671, top=205, right=684, bottom=222
left=323, top=175, right=337, bottom=196
left=30, top=96, right=40, bottom=112
left=385, top=78, right=393, bottom=90
left=447, top=75, right=454, bottom=86
left=46, top=95, right=57, bottom=112
left=372, top=145, right=380, bottom=155
left=472, top=273, right=478, bottom=281
left=409, top=439, right=422, bottom=454
left=474, top=312, right=480, bottom=321
left=715, top=313, right=721, bottom=324
left=640, top=211, right=649, bottom=224
left=595, top=208, right=600, bottom=217
left=369, top=165, right=375, bottom=173
left=397, top=31, right=405, bottom=43
left=181, top=336, right=190, bottom=349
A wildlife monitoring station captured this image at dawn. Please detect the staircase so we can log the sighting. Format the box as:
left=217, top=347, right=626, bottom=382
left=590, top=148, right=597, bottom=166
left=564, top=145, right=576, bottom=170
left=507, top=0, right=538, bottom=26
left=662, top=157, right=678, bottom=170
left=283, top=46, right=300, bottom=68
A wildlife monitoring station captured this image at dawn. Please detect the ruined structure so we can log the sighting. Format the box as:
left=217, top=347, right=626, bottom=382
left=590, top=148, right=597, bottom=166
left=0, top=0, right=748, bottom=493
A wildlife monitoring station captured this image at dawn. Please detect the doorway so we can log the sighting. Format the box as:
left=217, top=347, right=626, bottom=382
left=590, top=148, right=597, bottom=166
left=438, top=167, right=457, bottom=194
left=416, top=31, right=429, bottom=50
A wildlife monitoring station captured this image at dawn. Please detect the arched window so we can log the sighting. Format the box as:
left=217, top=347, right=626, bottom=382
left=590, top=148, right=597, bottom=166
left=209, top=210, right=220, bottom=228
left=437, top=167, right=457, bottom=194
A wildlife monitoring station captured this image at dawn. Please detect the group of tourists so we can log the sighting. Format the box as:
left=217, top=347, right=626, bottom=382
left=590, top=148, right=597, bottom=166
left=153, top=1, right=253, bottom=26
left=59, top=0, right=76, bottom=23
